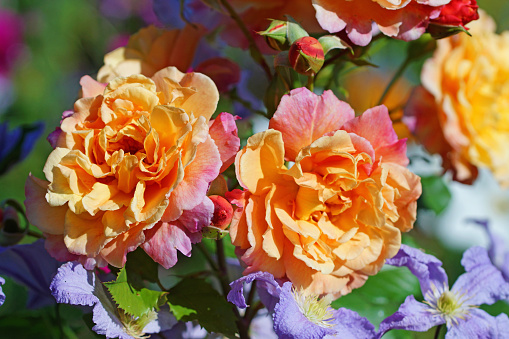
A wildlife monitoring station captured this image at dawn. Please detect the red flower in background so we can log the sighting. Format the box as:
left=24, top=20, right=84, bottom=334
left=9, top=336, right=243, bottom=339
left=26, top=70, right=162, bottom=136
left=432, top=0, right=479, bottom=28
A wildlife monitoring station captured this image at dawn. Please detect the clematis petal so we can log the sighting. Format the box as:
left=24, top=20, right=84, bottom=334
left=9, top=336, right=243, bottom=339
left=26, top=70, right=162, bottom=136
left=445, top=309, right=509, bottom=339
left=386, top=244, right=448, bottom=296
left=269, top=88, right=355, bottom=161
left=451, top=246, right=509, bottom=306
left=377, top=295, right=444, bottom=338
left=227, top=271, right=282, bottom=310
left=0, top=276, right=5, bottom=306
left=324, top=308, right=376, bottom=339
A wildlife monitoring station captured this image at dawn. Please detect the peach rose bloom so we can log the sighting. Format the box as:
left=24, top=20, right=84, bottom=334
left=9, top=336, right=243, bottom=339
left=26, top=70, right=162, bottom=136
left=312, top=0, right=451, bottom=46
left=97, top=25, right=205, bottom=83
left=25, top=67, right=239, bottom=269
left=408, top=11, right=509, bottom=186
left=230, top=88, right=421, bottom=297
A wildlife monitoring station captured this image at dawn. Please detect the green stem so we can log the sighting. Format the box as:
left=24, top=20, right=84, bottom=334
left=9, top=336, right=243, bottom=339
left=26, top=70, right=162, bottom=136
left=229, top=90, right=268, bottom=117
left=27, top=230, right=43, bottom=238
left=218, top=0, right=272, bottom=80
left=377, top=58, right=410, bottom=106
left=55, top=303, right=64, bottom=339
left=434, top=324, right=443, bottom=339
left=196, top=243, right=219, bottom=272
left=307, top=74, right=315, bottom=92
left=216, top=239, right=250, bottom=339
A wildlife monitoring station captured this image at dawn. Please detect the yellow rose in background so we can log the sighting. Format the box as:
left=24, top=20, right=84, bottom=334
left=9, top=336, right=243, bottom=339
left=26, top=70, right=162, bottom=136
left=409, top=11, right=509, bottom=185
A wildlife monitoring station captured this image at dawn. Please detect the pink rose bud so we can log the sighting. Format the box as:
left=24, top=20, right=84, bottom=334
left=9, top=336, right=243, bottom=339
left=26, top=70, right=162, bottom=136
left=195, top=57, right=241, bottom=93
left=259, top=20, right=289, bottom=51
left=432, top=0, right=479, bottom=28
left=288, top=36, right=324, bottom=76
left=209, top=195, right=234, bottom=230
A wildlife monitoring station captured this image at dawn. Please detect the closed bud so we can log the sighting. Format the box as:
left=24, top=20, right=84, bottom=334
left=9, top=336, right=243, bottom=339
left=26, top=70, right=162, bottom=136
left=259, top=20, right=289, bottom=51
left=0, top=205, right=26, bottom=246
left=288, top=36, right=324, bottom=76
left=431, top=0, right=479, bottom=28
left=209, top=195, right=234, bottom=230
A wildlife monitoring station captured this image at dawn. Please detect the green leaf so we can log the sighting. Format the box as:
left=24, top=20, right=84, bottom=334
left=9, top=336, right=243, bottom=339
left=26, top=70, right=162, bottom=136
left=427, top=23, right=471, bottom=40
left=420, top=175, right=452, bottom=215
left=285, top=16, right=309, bottom=44
left=104, top=266, right=165, bottom=318
left=167, top=301, right=197, bottom=320
left=125, top=248, right=160, bottom=283
left=331, top=267, right=421, bottom=328
left=202, top=225, right=229, bottom=240
left=318, top=35, right=352, bottom=55
left=167, top=278, right=237, bottom=338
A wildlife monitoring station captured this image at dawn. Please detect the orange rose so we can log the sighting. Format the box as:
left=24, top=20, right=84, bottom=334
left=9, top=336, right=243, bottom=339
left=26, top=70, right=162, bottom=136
left=24, top=67, right=231, bottom=269
left=230, top=88, right=421, bottom=297
left=97, top=25, right=205, bottom=83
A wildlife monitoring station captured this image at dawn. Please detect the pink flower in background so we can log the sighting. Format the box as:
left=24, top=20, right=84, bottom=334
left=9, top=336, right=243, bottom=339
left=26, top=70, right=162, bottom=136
left=0, top=9, right=24, bottom=74
left=312, top=0, right=451, bottom=46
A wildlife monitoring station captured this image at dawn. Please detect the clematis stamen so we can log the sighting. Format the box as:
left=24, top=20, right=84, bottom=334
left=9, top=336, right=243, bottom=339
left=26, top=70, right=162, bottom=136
left=423, top=282, right=476, bottom=326
left=291, top=287, right=335, bottom=328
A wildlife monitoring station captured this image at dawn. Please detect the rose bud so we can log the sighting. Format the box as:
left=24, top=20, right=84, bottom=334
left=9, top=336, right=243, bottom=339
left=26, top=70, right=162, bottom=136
left=431, top=0, right=479, bottom=28
left=0, top=205, right=26, bottom=246
left=259, top=20, right=289, bottom=51
left=288, top=36, right=324, bottom=76
left=209, top=195, right=234, bottom=230
left=195, top=57, right=241, bottom=93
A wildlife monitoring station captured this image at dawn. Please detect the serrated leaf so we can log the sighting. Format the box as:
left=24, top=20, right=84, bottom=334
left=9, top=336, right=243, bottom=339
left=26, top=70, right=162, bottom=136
left=318, top=35, right=352, bottom=55
left=104, top=266, right=165, bottom=318
left=167, top=301, right=197, bottom=320
left=420, top=175, right=451, bottom=215
left=167, top=278, right=237, bottom=338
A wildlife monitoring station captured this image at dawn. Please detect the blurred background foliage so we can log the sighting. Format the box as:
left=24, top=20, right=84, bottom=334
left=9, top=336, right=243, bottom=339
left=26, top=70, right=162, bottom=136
left=0, top=0, right=508, bottom=338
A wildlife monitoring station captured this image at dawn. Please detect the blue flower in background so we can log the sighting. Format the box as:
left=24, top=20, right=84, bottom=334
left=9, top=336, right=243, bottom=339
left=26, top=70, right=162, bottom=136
left=0, top=121, right=44, bottom=175
left=0, top=239, right=61, bottom=309
left=0, top=276, right=5, bottom=306
left=377, top=245, right=509, bottom=338
left=228, top=272, right=376, bottom=339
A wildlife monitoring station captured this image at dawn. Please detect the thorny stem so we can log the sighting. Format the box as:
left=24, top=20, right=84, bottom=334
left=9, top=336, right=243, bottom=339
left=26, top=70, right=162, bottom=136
left=218, top=0, right=272, bottom=80
left=377, top=57, right=411, bottom=106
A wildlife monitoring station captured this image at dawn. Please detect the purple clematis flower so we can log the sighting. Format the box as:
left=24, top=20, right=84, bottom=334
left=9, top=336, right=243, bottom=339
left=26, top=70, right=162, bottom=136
left=377, top=245, right=509, bottom=338
left=469, top=219, right=509, bottom=282
left=228, top=272, right=376, bottom=339
left=0, top=276, right=5, bottom=306
left=0, top=239, right=61, bottom=308
left=50, top=262, right=177, bottom=339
